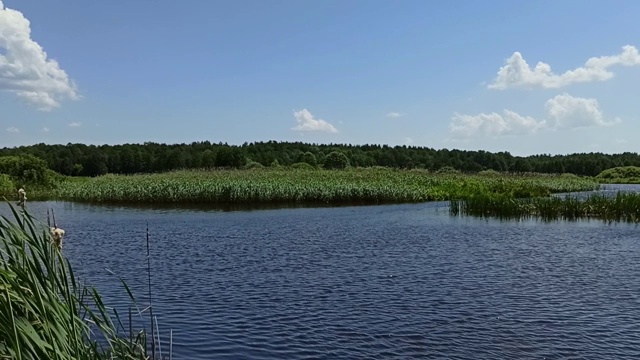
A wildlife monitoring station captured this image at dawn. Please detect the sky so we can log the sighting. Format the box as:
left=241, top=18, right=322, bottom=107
left=1, top=0, right=639, bottom=156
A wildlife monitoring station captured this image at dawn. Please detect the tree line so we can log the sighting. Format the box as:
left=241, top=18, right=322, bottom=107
left=0, top=141, right=639, bottom=177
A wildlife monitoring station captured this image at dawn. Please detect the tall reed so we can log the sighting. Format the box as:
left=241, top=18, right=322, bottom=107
left=451, top=192, right=640, bottom=222
left=52, top=168, right=599, bottom=205
left=0, top=204, right=153, bottom=359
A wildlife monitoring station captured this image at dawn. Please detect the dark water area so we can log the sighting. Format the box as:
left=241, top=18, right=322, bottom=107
left=4, top=185, right=640, bottom=359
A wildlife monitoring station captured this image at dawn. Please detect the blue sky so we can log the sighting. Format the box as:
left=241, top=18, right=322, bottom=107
left=1, top=0, right=639, bottom=155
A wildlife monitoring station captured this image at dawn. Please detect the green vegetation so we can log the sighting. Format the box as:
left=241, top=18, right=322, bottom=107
left=0, top=206, right=153, bottom=359
left=323, top=151, right=350, bottom=170
left=0, top=174, right=14, bottom=196
left=213, top=146, right=246, bottom=168
left=0, top=155, right=57, bottom=186
left=2, top=141, right=640, bottom=177
left=51, top=168, right=599, bottom=205
left=596, top=166, right=640, bottom=184
left=450, top=192, right=640, bottom=222
left=0, top=155, right=61, bottom=198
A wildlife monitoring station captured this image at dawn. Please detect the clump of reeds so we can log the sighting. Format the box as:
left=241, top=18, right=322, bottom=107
left=450, top=192, right=640, bottom=222
left=52, top=168, right=600, bottom=205
left=0, top=204, right=155, bottom=359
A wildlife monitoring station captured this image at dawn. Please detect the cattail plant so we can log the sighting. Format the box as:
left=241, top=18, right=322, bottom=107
left=0, top=203, right=171, bottom=359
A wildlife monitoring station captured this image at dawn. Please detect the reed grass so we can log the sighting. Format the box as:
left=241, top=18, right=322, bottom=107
left=0, top=204, right=154, bottom=359
left=52, top=168, right=599, bottom=205
left=450, top=192, right=640, bottom=222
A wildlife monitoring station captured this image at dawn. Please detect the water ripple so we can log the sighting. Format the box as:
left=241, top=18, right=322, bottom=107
left=8, top=197, right=640, bottom=359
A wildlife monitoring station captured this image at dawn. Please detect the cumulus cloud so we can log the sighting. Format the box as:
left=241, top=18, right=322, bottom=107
left=0, top=1, right=79, bottom=110
left=450, top=94, right=617, bottom=138
left=544, top=93, right=618, bottom=129
left=450, top=110, right=542, bottom=138
left=489, top=45, right=640, bottom=89
left=42, top=126, right=49, bottom=132
left=68, top=122, right=82, bottom=127
left=386, top=112, right=405, bottom=118
left=6, top=126, right=19, bottom=133
left=403, top=137, right=414, bottom=144
left=291, top=109, right=338, bottom=133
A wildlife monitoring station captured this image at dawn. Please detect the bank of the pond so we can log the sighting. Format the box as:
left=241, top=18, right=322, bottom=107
left=451, top=191, right=640, bottom=222
left=50, top=169, right=599, bottom=205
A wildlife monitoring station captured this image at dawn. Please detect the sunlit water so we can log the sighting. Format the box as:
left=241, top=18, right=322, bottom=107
left=4, top=184, right=640, bottom=359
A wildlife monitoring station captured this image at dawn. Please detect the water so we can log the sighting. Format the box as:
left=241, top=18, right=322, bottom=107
left=5, top=185, right=640, bottom=359
left=553, top=183, right=640, bottom=199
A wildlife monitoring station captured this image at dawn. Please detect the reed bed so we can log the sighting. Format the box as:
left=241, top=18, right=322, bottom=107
left=52, top=168, right=599, bottom=205
left=0, top=205, right=153, bottom=359
left=450, top=192, right=640, bottom=222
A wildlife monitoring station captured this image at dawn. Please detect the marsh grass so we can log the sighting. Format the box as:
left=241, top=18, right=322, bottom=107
left=52, top=168, right=599, bottom=205
left=0, top=203, right=161, bottom=359
left=451, top=192, right=640, bottom=222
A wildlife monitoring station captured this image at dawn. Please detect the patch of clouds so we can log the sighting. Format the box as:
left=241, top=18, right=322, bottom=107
left=489, top=45, right=640, bottom=89
left=450, top=94, right=618, bottom=138
left=544, top=93, right=619, bottom=129
left=68, top=122, right=82, bottom=127
left=6, top=126, right=19, bottom=133
left=42, top=126, right=49, bottom=132
left=450, top=110, right=542, bottom=138
left=386, top=112, right=405, bottom=118
left=0, top=1, right=79, bottom=110
left=291, top=109, right=338, bottom=133
left=403, top=137, right=414, bottom=144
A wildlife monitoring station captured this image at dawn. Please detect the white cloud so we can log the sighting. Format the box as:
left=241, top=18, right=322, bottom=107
left=6, top=126, right=18, bottom=133
left=489, top=45, right=640, bottom=89
left=403, top=137, right=414, bottom=144
left=450, top=94, right=617, bottom=138
left=0, top=1, right=79, bottom=110
left=42, top=126, right=49, bottom=132
left=291, top=109, right=338, bottom=133
left=68, top=122, right=82, bottom=127
left=450, top=110, right=542, bottom=138
left=544, top=93, right=618, bottom=129
left=386, top=112, right=405, bottom=118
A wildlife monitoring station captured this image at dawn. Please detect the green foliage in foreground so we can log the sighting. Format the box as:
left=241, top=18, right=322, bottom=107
left=596, top=166, right=640, bottom=184
left=52, top=168, right=599, bottom=205
left=0, top=206, right=149, bottom=359
left=450, top=192, right=640, bottom=222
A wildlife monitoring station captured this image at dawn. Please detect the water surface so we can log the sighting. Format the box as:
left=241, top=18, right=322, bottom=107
left=5, top=187, right=640, bottom=359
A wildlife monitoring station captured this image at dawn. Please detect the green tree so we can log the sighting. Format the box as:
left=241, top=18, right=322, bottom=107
left=0, top=155, right=51, bottom=185
left=299, top=152, right=317, bottom=167
left=201, top=149, right=216, bottom=168
left=0, top=174, right=14, bottom=196
left=82, top=152, right=109, bottom=177
left=323, top=151, right=349, bottom=169
left=512, top=158, right=533, bottom=173
left=215, top=146, right=247, bottom=168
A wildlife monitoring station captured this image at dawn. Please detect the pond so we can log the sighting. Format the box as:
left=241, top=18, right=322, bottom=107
left=5, top=185, right=640, bottom=359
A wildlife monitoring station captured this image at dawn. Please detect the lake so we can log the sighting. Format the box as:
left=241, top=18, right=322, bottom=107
left=6, top=184, right=640, bottom=359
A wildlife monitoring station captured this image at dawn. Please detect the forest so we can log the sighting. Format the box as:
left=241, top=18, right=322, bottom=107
left=1, top=141, right=639, bottom=177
